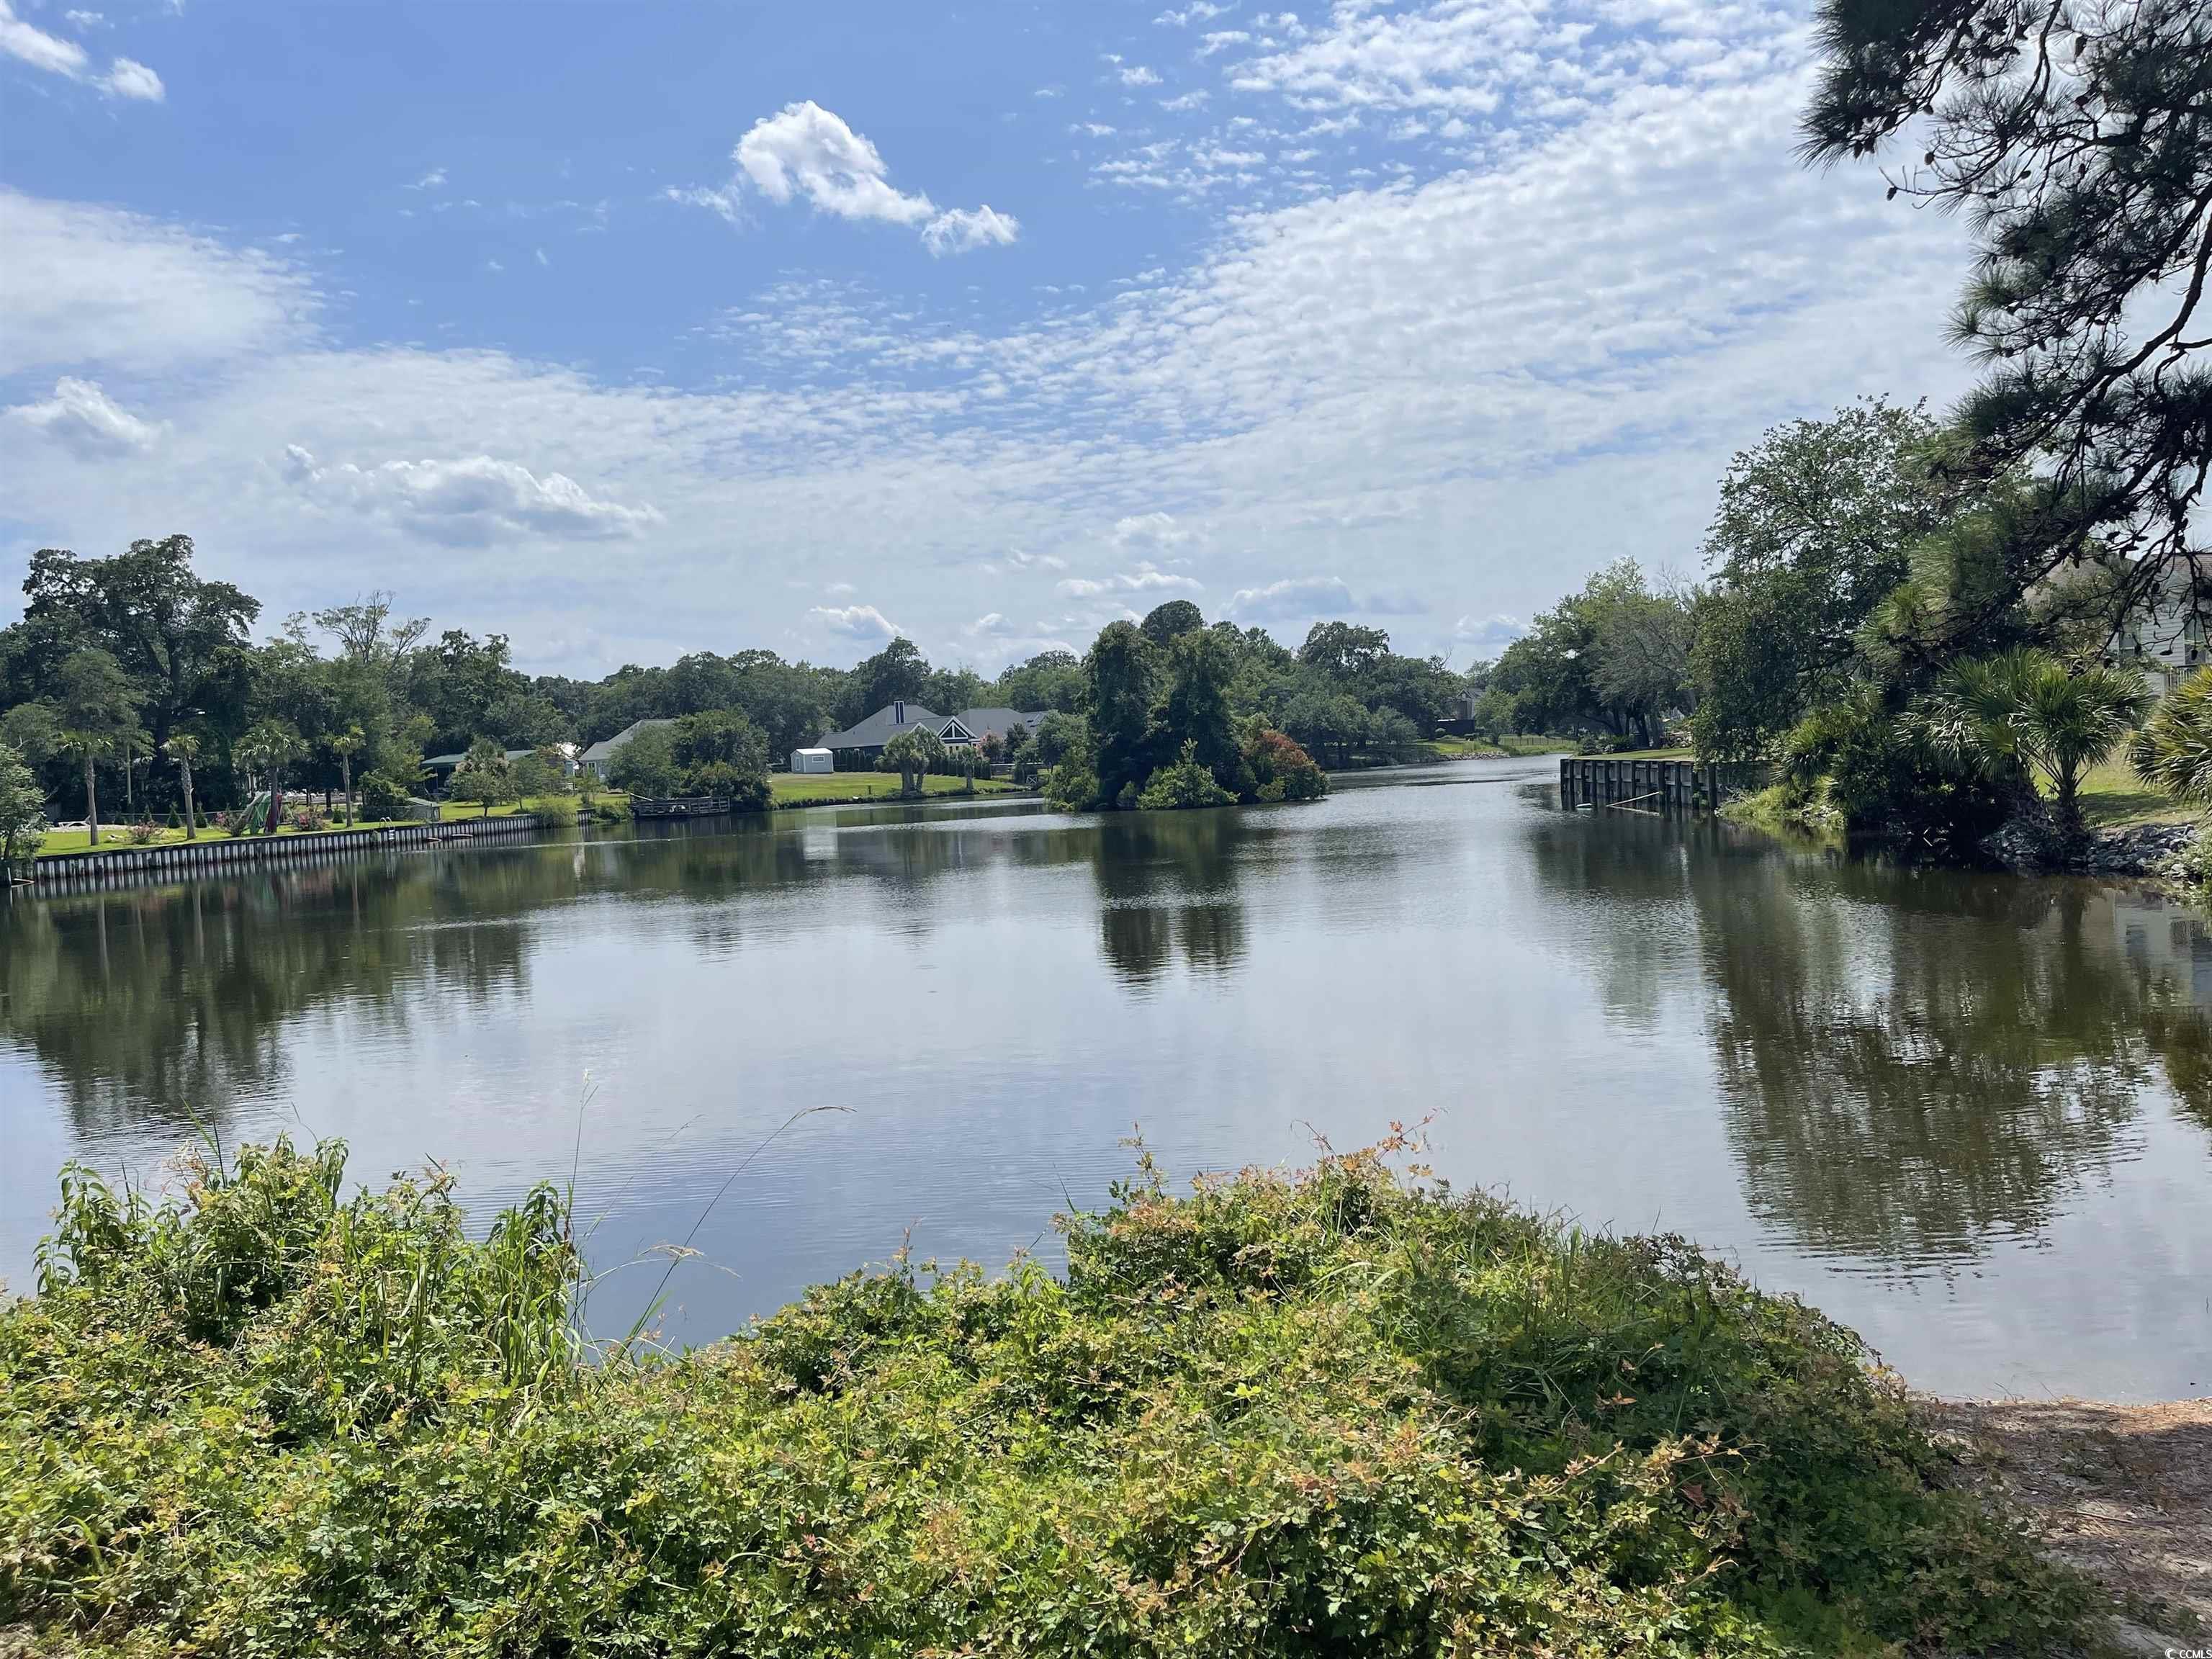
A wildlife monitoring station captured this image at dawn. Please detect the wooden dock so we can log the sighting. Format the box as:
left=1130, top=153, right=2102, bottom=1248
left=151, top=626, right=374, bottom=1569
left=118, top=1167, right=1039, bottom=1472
left=1557, top=757, right=1761, bottom=814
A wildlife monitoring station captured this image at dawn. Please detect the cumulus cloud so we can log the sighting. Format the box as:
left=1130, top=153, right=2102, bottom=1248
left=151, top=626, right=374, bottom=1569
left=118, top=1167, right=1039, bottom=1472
left=921, top=204, right=1020, bottom=255
left=673, top=101, right=1019, bottom=256
left=283, top=446, right=662, bottom=546
left=1118, top=64, right=1162, bottom=87
left=0, top=0, right=160, bottom=97
left=409, top=166, right=446, bottom=191
left=964, top=611, right=1017, bottom=638
left=1110, top=511, right=1198, bottom=552
left=6, top=376, right=161, bottom=457
left=809, top=603, right=903, bottom=640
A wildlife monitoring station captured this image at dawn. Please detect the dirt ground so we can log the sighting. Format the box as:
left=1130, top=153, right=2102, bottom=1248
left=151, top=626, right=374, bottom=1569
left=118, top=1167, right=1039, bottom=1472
left=1925, top=1395, right=2212, bottom=1654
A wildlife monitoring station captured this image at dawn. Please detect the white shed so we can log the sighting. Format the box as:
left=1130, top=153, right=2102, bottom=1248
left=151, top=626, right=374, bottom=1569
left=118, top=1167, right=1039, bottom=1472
left=790, top=747, right=835, bottom=774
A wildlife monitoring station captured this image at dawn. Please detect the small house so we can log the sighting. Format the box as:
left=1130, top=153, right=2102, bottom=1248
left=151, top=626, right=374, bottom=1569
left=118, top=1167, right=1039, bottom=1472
left=790, top=747, right=835, bottom=773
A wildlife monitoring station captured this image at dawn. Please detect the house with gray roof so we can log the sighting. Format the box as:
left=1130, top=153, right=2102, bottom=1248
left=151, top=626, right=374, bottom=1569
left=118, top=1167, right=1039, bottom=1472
left=819, top=701, right=1046, bottom=760
left=578, top=719, right=677, bottom=781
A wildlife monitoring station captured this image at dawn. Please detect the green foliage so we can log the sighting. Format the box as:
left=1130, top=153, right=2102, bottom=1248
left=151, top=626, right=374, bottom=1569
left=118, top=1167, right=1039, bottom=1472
left=0, top=739, right=47, bottom=862
left=1138, top=599, right=1205, bottom=649
left=447, top=737, right=517, bottom=817
left=1782, top=686, right=2012, bottom=858
left=354, top=770, right=411, bottom=822
left=1804, top=0, right=2212, bottom=603
left=1136, top=738, right=1238, bottom=810
left=1043, top=747, right=1103, bottom=811
left=607, top=724, right=681, bottom=798
left=876, top=724, right=949, bottom=796
left=1689, top=400, right=1949, bottom=758
left=1490, top=563, right=1696, bottom=747
left=1087, top=620, right=1163, bottom=806
left=2130, top=667, right=2212, bottom=811
left=672, top=708, right=770, bottom=804
left=0, top=1138, right=2091, bottom=1657
left=1921, top=649, right=2151, bottom=837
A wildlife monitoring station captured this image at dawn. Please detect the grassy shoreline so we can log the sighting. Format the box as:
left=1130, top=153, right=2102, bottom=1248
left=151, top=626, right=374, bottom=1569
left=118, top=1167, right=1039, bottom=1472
left=0, top=1134, right=2104, bottom=1657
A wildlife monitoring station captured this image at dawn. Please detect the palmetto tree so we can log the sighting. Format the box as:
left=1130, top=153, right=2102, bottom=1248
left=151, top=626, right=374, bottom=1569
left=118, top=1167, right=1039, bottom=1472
left=165, top=733, right=203, bottom=840
left=876, top=727, right=947, bottom=797
left=2128, top=668, right=2212, bottom=812
left=1923, top=648, right=2150, bottom=840
left=236, top=721, right=305, bottom=833
left=329, top=725, right=366, bottom=825
left=57, top=649, right=142, bottom=849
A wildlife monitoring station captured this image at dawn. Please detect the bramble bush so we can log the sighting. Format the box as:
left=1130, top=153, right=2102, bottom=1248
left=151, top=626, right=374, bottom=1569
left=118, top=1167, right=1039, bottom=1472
left=0, top=1136, right=2092, bottom=1656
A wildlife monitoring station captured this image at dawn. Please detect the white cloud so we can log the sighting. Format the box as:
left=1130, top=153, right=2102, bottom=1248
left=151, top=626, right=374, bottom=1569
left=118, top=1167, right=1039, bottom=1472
left=1230, top=575, right=1354, bottom=621
left=964, top=611, right=1016, bottom=638
left=671, top=101, right=1019, bottom=257
left=920, top=204, right=1020, bottom=256
left=0, top=189, right=315, bottom=377
left=101, top=55, right=158, bottom=99
left=1453, top=613, right=1527, bottom=652
left=283, top=446, right=662, bottom=546
left=809, top=603, right=902, bottom=640
left=63, top=9, right=104, bottom=26
left=1156, top=1, right=1229, bottom=22
left=1118, top=64, right=1162, bottom=87
left=6, top=377, right=161, bottom=457
left=0, top=0, right=159, bottom=97
left=1110, top=511, right=1199, bottom=553
left=0, top=0, right=89, bottom=77
left=1058, top=565, right=1203, bottom=598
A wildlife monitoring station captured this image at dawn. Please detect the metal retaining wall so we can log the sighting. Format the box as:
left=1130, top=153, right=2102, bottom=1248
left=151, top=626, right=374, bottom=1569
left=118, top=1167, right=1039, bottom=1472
left=25, top=814, right=551, bottom=890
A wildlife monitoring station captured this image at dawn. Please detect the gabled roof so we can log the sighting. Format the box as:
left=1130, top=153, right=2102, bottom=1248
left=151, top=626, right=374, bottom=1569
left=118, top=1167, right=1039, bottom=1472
left=821, top=703, right=1051, bottom=750
left=820, top=703, right=949, bottom=750
left=955, top=707, right=1047, bottom=743
left=577, top=719, right=676, bottom=765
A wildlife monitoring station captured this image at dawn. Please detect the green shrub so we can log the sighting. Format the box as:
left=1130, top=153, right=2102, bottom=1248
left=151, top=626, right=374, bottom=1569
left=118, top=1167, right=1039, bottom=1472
left=1137, top=739, right=1237, bottom=810
left=354, top=771, right=410, bottom=823
left=0, top=1138, right=2092, bottom=1657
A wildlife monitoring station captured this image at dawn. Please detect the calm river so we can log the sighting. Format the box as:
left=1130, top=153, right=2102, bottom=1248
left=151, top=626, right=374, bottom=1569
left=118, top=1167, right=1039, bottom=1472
left=3, top=757, right=2207, bottom=1399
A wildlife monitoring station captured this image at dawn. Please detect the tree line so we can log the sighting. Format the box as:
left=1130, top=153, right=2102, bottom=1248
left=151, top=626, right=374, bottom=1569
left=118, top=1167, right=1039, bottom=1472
left=0, top=543, right=1473, bottom=847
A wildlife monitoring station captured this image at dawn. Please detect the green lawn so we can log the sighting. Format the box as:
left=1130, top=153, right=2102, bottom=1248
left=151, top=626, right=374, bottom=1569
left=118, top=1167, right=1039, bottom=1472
left=768, top=772, right=1021, bottom=805
left=34, top=819, right=417, bottom=858
left=1419, top=734, right=1581, bottom=760
left=2075, top=757, right=2194, bottom=830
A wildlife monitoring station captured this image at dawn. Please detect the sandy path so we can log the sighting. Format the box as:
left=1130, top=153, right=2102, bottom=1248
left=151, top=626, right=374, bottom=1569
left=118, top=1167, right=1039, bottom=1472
left=1925, top=1395, right=2212, bottom=1653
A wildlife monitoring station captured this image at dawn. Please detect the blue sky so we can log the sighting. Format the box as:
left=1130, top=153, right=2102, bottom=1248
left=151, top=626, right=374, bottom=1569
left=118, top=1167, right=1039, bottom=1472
left=0, top=0, right=1973, bottom=675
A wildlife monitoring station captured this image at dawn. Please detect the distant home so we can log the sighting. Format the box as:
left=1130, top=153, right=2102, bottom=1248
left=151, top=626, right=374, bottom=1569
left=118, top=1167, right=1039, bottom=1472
left=422, top=743, right=578, bottom=785
left=577, top=719, right=677, bottom=782
left=819, top=702, right=1047, bottom=763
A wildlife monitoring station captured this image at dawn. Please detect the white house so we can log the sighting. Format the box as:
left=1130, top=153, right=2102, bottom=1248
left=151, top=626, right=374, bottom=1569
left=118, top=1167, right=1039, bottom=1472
left=790, top=747, right=834, bottom=773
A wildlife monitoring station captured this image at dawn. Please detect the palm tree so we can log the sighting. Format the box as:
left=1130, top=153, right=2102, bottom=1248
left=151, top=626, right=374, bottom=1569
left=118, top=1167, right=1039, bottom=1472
left=330, top=725, right=366, bottom=825
left=165, top=733, right=203, bottom=840
left=235, top=721, right=305, bottom=833
left=57, top=649, right=142, bottom=850
left=877, top=727, right=946, bottom=798
left=2128, top=667, right=2212, bottom=809
left=1924, top=647, right=2151, bottom=840
left=57, top=728, right=115, bottom=849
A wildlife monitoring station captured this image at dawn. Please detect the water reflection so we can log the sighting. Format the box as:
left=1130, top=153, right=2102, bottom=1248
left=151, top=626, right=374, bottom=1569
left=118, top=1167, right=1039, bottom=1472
left=2, top=773, right=2207, bottom=1396
left=1089, top=812, right=1250, bottom=987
